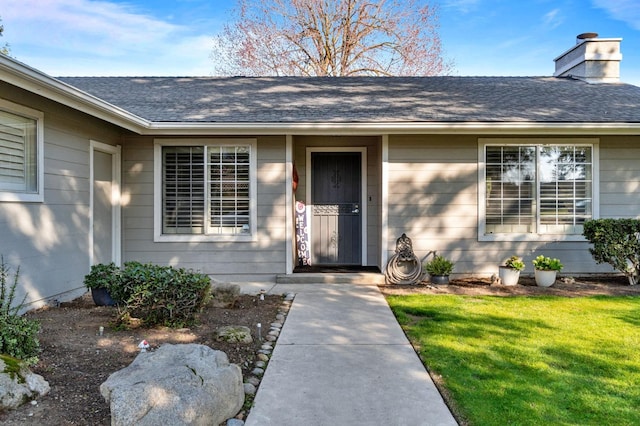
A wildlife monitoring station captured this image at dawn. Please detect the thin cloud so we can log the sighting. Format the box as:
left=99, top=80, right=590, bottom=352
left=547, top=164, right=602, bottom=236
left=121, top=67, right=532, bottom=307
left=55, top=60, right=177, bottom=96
left=592, top=0, right=640, bottom=30
left=442, top=0, right=481, bottom=14
left=2, top=0, right=181, bottom=54
left=543, top=8, right=563, bottom=29
left=0, top=0, right=215, bottom=75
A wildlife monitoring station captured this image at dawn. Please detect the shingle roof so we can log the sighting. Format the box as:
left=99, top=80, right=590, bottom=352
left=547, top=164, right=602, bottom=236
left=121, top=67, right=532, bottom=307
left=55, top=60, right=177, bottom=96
left=57, top=76, right=640, bottom=124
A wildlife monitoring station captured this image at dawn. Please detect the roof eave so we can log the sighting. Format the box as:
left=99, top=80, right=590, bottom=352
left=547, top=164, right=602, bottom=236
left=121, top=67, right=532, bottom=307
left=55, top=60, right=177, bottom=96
left=0, top=55, right=149, bottom=133
left=142, top=121, right=640, bottom=136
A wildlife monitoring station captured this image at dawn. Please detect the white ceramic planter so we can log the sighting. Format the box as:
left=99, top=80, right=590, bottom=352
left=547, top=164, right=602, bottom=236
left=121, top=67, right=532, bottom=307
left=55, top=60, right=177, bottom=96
left=534, top=269, right=557, bottom=287
left=498, top=266, right=521, bottom=286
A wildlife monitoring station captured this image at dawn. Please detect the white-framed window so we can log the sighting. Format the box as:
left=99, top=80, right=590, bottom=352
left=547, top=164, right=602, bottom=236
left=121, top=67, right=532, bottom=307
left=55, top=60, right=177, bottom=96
left=0, top=99, right=44, bottom=202
left=478, top=138, right=599, bottom=241
left=154, top=139, right=257, bottom=242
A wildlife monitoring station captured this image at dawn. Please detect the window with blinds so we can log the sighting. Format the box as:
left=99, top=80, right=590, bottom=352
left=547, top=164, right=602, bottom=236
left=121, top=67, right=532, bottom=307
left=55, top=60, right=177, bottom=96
left=162, top=146, right=205, bottom=234
left=0, top=109, right=38, bottom=194
left=162, top=144, right=252, bottom=236
left=485, top=146, right=536, bottom=233
left=539, top=146, right=592, bottom=234
left=483, top=142, right=594, bottom=237
left=208, top=146, right=250, bottom=235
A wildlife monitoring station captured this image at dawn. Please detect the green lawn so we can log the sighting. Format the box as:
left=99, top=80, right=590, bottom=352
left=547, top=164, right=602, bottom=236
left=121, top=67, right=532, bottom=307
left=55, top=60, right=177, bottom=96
left=386, top=295, right=640, bottom=426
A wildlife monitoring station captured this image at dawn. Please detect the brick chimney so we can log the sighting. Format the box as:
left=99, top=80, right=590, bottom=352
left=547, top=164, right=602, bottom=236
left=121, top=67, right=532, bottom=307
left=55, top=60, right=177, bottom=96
left=554, top=33, right=622, bottom=83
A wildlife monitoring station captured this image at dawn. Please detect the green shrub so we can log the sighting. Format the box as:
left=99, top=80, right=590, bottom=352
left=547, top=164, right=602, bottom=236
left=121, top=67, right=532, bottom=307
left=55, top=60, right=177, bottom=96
left=583, top=219, right=640, bottom=285
left=424, top=255, right=455, bottom=276
left=113, top=262, right=211, bottom=327
left=83, top=262, right=120, bottom=291
left=0, top=256, right=40, bottom=365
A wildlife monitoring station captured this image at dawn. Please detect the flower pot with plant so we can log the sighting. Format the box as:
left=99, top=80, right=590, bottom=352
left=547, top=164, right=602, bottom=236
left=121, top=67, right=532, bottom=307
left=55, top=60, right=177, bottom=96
left=424, top=255, right=455, bottom=285
left=499, top=255, right=525, bottom=286
left=532, top=255, right=563, bottom=287
left=84, top=263, right=120, bottom=306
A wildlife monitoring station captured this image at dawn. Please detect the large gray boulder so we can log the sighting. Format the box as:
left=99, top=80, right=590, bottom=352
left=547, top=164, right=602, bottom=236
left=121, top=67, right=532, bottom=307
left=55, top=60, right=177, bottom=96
left=0, top=355, right=50, bottom=410
left=100, top=344, right=244, bottom=426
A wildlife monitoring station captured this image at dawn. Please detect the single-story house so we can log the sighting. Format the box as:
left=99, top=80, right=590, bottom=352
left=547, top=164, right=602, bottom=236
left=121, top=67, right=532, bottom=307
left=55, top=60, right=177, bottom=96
left=1, top=34, right=639, bottom=308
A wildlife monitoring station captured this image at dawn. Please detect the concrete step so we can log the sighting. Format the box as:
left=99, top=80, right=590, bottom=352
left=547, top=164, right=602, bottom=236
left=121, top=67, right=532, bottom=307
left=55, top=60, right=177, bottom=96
left=276, top=272, right=386, bottom=285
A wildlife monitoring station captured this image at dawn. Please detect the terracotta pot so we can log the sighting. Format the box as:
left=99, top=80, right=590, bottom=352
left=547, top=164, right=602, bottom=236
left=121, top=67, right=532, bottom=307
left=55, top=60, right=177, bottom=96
left=498, top=266, right=521, bottom=286
left=534, top=269, right=557, bottom=287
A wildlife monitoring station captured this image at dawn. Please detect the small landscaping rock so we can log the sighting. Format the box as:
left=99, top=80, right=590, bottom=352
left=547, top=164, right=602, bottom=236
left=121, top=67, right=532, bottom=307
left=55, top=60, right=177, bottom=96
left=210, top=283, right=241, bottom=308
left=243, top=383, right=256, bottom=396
left=246, top=376, right=260, bottom=386
left=216, top=326, right=253, bottom=343
left=0, top=356, right=50, bottom=411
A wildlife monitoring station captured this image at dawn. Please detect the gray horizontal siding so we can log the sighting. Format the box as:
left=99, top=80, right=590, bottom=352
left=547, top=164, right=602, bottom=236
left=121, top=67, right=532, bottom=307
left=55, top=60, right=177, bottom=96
left=0, top=84, right=122, bottom=308
left=599, top=138, right=640, bottom=219
left=121, top=135, right=288, bottom=282
left=386, top=134, right=636, bottom=277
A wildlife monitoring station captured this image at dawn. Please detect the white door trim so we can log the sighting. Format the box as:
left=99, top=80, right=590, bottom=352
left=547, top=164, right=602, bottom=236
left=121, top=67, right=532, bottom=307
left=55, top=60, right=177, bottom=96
left=381, top=135, right=389, bottom=270
left=305, top=147, right=368, bottom=266
left=285, top=135, right=294, bottom=274
left=89, top=141, right=122, bottom=266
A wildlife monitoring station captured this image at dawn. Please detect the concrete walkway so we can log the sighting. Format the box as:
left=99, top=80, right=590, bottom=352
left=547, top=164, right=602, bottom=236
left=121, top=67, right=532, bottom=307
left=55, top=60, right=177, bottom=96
left=245, top=282, right=458, bottom=426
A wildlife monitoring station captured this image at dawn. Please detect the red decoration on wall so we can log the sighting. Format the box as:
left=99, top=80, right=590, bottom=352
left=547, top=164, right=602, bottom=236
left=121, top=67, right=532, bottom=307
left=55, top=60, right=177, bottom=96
left=292, top=163, right=299, bottom=193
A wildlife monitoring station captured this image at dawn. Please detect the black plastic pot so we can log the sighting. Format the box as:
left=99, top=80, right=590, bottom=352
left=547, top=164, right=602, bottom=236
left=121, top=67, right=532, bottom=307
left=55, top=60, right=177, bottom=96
left=430, top=275, right=450, bottom=285
left=90, top=287, right=117, bottom=306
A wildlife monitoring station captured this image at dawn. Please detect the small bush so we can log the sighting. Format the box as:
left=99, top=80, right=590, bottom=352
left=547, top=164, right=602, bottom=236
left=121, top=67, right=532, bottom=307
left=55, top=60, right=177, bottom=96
left=84, top=262, right=120, bottom=291
left=583, top=219, right=640, bottom=285
left=0, top=256, right=40, bottom=365
left=424, top=255, right=455, bottom=276
left=103, top=262, right=212, bottom=327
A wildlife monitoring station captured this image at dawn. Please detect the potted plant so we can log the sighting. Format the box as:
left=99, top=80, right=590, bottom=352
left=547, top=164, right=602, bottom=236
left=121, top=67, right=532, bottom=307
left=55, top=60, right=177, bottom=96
left=424, top=255, right=455, bottom=285
left=532, top=255, right=563, bottom=287
left=84, top=263, right=120, bottom=306
left=498, top=256, right=525, bottom=286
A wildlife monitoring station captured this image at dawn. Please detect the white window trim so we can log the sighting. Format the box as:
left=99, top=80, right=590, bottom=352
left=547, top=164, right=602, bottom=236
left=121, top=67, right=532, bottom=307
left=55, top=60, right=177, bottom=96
left=0, top=99, right=44, bottom=203
left=154, top=138, right=257, bottom=242
left=478, top=138, right=599, bottom=242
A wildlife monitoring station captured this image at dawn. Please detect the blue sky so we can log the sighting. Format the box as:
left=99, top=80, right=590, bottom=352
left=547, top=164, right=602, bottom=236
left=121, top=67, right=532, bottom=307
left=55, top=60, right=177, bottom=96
left=1, top=0, right=639, bottom=85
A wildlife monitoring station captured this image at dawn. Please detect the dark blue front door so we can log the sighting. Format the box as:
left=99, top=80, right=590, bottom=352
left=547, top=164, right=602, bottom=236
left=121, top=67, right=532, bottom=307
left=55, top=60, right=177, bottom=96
left=311, top=152, right=361, bottom=265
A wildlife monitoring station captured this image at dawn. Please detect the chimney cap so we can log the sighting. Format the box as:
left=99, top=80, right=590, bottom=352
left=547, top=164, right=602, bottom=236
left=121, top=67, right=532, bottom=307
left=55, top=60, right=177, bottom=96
left=577, top=32, right=599, bottom=40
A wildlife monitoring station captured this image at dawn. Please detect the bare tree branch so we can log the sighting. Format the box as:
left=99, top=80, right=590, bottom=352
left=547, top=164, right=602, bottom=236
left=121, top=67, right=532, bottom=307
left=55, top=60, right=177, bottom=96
left=212, top=0, right=453, bottom=76
left=0, top=17, right=10, bottom=56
